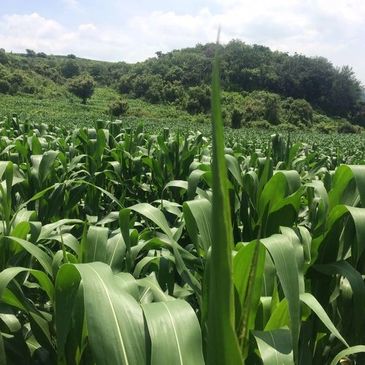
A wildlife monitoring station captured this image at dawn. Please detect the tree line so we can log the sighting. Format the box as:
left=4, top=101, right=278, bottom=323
left=0, top=41, right=364, bottom=126
left=116, top=41, right=364, bottom=121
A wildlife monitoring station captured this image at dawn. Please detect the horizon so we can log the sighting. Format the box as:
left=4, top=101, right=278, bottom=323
left=1, top=1, right=365, bottom=85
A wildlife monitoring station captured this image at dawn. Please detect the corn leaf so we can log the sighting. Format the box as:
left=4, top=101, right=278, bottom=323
left=253, top=328, right=294, bottom=365
left=142, top=300, right=205, bottom=365
left=207, top=43, right=242, bottom=365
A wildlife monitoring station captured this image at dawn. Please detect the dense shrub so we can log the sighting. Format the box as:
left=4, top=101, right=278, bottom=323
left=312, top=114, right=338, bottom=133
left=34, top=64, right=62, bottom=83
left=145, top=81, right=163, bottom=104
left=231, top=107, right=243, bottom=129
left=7, top=72, right=24, bottom=94
left=241, top=91, right=281, bottom=125
left=276, top=122, right=298, bottom=132
left=109, top=98, right=129, bottom=116
left=248, top=120, right=272, bottom=129
left=251, top=91, right=281, bottom=124
left=193, top=113, right=210, bottom=124
left=185, top=85, right=211, bottom=114
left=0, top=79, right=10, bottom=94
left=242, top=97, right=266, bottom=122
left=162, top=81, right=185, bottom=104
left=89, top=63, right=109, bottom=84
left=22, top=83, right=37, bottom=94
left=282, top=98, right=313, bottom=125
left=337, top=120, right=360, bottom=134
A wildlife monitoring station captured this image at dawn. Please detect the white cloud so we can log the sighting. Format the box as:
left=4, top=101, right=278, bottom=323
left=0, top=13, right=74, bottom=52
left=62, top=0, right=79, bottom=9
left=78, top=23, right=97, bottom=32
left=0, top=1, right=364, bottom=83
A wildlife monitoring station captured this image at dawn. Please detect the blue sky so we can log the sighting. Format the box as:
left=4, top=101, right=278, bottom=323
left=1, top=0, right=364, bottom=84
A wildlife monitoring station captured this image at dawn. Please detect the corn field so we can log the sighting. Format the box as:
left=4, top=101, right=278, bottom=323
left=0, top=64, right=365, bottom=364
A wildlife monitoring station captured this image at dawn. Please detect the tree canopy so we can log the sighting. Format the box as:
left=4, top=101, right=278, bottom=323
left=115, top=41, right=362, bottom=119
left=68, top=74, right=95, bottom=104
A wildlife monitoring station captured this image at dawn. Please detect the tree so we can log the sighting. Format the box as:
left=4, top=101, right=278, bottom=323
left=8, top=72, right=24, bottom=94
left=0, top=49, right=8, bottom=65
left=326, top=66, right=362, bottom=117
left=68, top=74, right=95, bottom=104
left=25, top=49, right=36, bottom=57
left=89, top=63, right=108, bottom=83
left=162, top=81, right=185, bottom=104
left=145, top=78, right=163, bottom=104
left=61, top=60, right=80, bottom=78
left=118, top=75, right=133, bottom=94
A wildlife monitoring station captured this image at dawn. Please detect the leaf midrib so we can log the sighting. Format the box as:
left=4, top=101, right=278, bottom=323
left=89, top=266, right=129, bottom=365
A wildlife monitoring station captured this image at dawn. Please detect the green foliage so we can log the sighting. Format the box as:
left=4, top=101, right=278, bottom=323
left=0, top=45, right=362, bottom=128
left=207, top=50, right=242, bottom=364
left=248, top=119, right=273, bottom=129
left=109, top=97, right=129, bottom=116
left=282, top=97, right=313, bottom=126
left=162, top=81, right=186, bottom=104
left=231, top=107, right=243, bottom=129
left=61, top=59, right=81, bottom=78
left=118, top=74, right=133, bottom=94
left=337, top=119, right=361, bottom=134
left=249, top=91, right=281, bottom=124
left=112, top=40, right=362, bottom=120
left=0, top=79, right=10, bottom=94
left=25, top=49, right=36, bottom=57
left=37, top=52, right=47, bottom=58
left=242, top=95, right=266, bottom=122
left=0, top=113, right=364, bottom=364
left=0, top=111, right=363, bottom=364
left=145, top=81, right=163, bottom=104
left=192, top=113, right=210, bottom=124
left=89, top=63, right=108, bottom=83
left=0, top=49, right=8, bottom=65
left=0, top=88, right=195, bottom=129
left=68, top=74, right=95, bottom=104
left=186, top=85, right=211, bottom=114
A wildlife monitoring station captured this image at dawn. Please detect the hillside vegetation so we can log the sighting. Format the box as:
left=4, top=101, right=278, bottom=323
left=0, top=42, right=364, bottom=131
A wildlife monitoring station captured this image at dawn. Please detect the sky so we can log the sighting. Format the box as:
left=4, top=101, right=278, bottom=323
left=0, top=0, right=364, bottom=84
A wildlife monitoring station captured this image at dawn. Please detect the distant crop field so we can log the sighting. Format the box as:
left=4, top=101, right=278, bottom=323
left=0, top=87, right=195, bottom=129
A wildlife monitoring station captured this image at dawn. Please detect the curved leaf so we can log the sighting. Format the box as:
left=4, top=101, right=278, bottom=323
left=142, top=300, right=205, bottom=365
left=330, top=345, right=365, bottom=365
left=253, top=328, right=293, bottom=365
left=56, top=262, right=146, bottom=365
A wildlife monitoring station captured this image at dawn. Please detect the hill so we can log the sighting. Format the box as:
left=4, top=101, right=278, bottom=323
left=0, top=42, right=364, bottom=131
